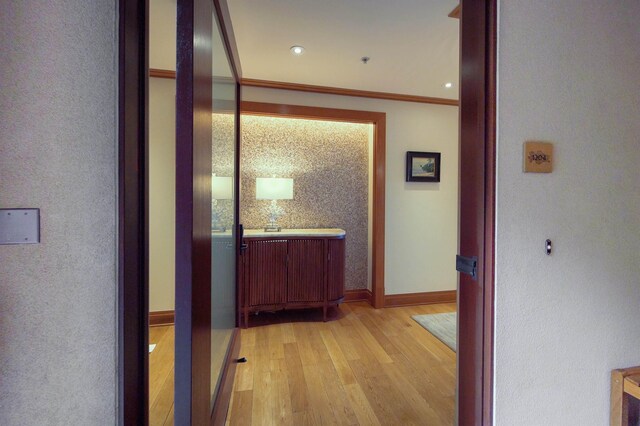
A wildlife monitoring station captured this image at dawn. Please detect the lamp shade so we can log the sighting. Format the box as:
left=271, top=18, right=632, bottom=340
left=256, top=177, right=293, bottom=200
left=212, top=175, right=233, bottom=200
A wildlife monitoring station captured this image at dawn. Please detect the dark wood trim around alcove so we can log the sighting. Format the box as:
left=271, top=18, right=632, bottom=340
left=240, top=101, right=387, bottom=309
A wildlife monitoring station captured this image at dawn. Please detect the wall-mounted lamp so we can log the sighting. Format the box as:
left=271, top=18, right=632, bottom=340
left=212, top=174, right=233, bottom=232
left=256, top=177, right=294, bottom=232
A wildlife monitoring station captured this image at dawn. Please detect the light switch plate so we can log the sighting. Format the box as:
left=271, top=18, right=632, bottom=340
left=0, top=209, right=40, bottom=244
left=523, top=141, right=553, bottom=173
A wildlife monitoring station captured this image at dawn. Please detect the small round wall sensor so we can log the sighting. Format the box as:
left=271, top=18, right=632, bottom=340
left=361, top=56, right=370, bottom=64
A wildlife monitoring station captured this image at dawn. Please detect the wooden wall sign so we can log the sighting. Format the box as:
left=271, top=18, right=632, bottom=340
left=523, top=141, right=553, bottom=173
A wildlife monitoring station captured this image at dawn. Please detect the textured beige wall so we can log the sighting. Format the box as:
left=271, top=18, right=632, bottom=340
left=240, top=115, right=370, bottom=290
left=150, top=0, right=177, bottom=71
left=495, top=1, right=640, bottom=423
left=149, top=78, right=176, bottom=312
left=0, top=1, right=117, bottom=424
left=242, top=87, right=459, bottom=296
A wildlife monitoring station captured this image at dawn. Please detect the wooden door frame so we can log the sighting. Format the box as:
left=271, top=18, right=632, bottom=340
left=118, top=0, right=496, bottom=424
left=174, top=0, right=243, bottom=424
left=239, top=101, right=386, bottom=309
left=117, top=0, right=243, bottom=424
left=174, top=0, right=214, bottom=422
left=459, top=0, right=497, bottom=424
left=118, top=0, right=148, bottom=424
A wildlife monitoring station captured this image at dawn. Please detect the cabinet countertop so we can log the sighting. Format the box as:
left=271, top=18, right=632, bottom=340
left=244, top=228, right=346, bottom=238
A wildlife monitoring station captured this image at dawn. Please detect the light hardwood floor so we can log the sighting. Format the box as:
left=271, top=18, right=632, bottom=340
left=227, top=302, right=456, bottom=425
left=149, top=302, right=456, bottom=426
left=149, top=325, right=175, bottom=426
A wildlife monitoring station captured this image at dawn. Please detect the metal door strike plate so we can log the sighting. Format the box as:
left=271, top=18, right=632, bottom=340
left=0, top=209, right=40, bottom=244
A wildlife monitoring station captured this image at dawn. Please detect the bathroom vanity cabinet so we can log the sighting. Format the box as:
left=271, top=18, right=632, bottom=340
left=240, top=229, right=346, bottom=327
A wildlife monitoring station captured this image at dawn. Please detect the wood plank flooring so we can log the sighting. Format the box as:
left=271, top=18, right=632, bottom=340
left=148, top=302, right=456, bottom=426
left=226, top=302, right=456, bottom=425
left=149, top=325, right=175, bottom=426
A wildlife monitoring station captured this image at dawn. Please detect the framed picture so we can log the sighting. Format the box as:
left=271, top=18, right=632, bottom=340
left=406, top=151, right=441, bottom=182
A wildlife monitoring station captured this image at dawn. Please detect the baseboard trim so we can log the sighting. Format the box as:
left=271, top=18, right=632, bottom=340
left=344, top=289, right=373, bottom=304
left=148, top=292, right=454, bottom=323
left=149, top=310, right=174, bottom=327
left=384, top=290, right=457, bottom=307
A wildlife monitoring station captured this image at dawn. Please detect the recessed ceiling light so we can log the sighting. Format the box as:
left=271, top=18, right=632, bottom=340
left=444, top=82, right=453, bottom=88
left=290, top=45, right=305, bottom=56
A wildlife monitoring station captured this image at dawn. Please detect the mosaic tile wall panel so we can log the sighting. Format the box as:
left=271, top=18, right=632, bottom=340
left=239, top=115, right=370, bottom=290
left=211, top=113, right=236, bottom=230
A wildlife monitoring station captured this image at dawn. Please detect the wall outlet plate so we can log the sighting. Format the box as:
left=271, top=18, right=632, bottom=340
left=0, top=209, right=40, bottom=244
left=523, top=141, right=553, bottom=173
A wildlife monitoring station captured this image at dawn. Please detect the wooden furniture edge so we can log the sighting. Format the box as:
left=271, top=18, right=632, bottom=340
left=243, top=232, right=346, bottom=240
left=449, top=5, right=461, bottom=19
left=611, top=367, right=640, bottom=425
left=149, top=310, right=175, bottom=327
left=210, top=327, right=241, bottom=425
left=384, top=290, right=456, bottom=307
left=624, top=376, right=640, bottom=400
left=612, top=369, right=629, bottom=426
left=241, top=78, right=459, bottom=106
left=344, top=289, right=373, bottom=303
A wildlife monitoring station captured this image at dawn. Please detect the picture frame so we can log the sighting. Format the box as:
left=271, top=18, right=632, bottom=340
left=406, top=151, right=441, bottom=182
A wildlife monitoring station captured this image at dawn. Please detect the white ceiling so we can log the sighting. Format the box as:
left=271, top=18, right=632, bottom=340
left=227, top=0, right=460, bottom=100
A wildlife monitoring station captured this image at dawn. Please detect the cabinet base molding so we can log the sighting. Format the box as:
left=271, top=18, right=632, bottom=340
left=149, top=310, right=175, bottom=327
left=344, top=289, right=373, bottom=304
left=241, top=298, right=344, bottom=326
left=384, top=290, right=457, bottom=307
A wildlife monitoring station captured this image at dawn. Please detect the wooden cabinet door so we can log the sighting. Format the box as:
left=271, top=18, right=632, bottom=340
left=247, top=240, right=287, bottom=306
left=327, top=238, right=346, bottom=301
left=287, top=239, right=325, bottom=303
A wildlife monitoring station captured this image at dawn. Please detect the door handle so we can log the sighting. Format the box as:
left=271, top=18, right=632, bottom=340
left=456, top=255, right=478, bottom=280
